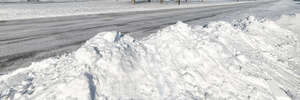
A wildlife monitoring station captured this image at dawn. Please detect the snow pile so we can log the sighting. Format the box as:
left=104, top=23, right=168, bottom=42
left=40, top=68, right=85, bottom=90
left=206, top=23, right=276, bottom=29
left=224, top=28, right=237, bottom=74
left=276, top=13, right=300, bottom=71
left=1, top=16, right=300, bottom=100
left=276, top=13, right=300, bottom=34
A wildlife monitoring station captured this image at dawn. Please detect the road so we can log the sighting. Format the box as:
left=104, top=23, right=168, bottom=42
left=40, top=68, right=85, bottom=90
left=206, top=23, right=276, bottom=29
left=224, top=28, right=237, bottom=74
left=0, top=0, right=279, bottom=73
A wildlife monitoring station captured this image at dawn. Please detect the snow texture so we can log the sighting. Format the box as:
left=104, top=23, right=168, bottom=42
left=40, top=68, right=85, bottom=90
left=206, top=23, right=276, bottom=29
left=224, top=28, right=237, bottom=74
left=0, top=14, right=300, bottom=100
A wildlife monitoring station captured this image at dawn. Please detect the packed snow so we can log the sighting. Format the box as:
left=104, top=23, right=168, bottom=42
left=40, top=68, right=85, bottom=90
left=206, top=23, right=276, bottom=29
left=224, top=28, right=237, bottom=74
left=276, top=13, right=300, bottom=35
left=0, top=0, right=253, bottom=21
left=0, top=13, right=299, bottom=99
left=276, top=13, right=300, bottom=75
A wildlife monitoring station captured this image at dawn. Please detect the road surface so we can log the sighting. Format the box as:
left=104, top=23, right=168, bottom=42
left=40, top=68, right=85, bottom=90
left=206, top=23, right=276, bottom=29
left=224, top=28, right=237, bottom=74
left=0, top=0, right=283, bottom=74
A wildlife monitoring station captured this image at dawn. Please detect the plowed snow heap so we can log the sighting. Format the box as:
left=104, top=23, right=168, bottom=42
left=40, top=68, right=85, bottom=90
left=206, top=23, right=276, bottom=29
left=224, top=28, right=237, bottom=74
left=1, top=15, right=300, bottom=100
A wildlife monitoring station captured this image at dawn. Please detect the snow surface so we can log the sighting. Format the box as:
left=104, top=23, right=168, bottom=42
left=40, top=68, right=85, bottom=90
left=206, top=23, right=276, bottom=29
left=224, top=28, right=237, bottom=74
left=0, top=14, right=300, bottom=100
left=0, top=0, right=253, bottom=21
left=276, top=13, right=300, bottom=35
left=276, top=13, right=300, bottom=75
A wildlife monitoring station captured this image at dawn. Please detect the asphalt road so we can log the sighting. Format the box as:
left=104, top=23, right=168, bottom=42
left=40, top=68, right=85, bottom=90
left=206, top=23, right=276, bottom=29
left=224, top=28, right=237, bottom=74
left=0, top=0, right=276, bottom=74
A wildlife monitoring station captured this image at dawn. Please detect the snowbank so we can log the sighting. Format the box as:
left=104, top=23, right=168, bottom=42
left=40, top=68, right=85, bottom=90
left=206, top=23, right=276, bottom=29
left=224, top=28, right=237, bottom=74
left=276, top=13, right=300, bottom=75
left=276, top=13, right=300, bottom=34
left=0, top=15, right=300, bottom=100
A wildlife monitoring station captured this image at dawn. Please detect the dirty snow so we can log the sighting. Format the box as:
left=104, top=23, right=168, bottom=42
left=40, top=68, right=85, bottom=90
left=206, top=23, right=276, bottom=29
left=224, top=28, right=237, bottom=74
left=0, top=14, right=300, bottom=99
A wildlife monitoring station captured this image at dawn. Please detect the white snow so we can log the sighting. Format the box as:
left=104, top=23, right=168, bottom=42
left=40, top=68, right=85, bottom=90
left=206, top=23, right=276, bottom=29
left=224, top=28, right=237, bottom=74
left=0, top=14, right=300, bottom=99
left=276, top=13, right=300, bottom=35
left=0, top=0, right=253, bottom=21
left=276, top=13, right=300, bottom=75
